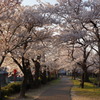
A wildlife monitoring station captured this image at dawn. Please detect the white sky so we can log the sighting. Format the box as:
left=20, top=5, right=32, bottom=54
left=22, top=0, right=57, bottom=6
left=22, top=0, right=88, bottom=6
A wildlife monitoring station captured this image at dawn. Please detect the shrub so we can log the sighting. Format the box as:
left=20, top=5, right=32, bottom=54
left=1, top=82, right=21, bottom=99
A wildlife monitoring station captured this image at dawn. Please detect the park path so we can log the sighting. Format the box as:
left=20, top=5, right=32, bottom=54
left=37, top=77, right=73, bottom=100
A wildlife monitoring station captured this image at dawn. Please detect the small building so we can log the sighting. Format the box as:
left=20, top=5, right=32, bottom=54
left=58, top=69, right=66, bottom=76
left=0, top=67, right=8, bottom=86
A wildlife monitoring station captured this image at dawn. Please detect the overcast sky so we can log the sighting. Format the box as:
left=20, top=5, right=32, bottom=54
left=22, top=0, right=88, bottom=6
left=22, top=0, right=57, bottom=6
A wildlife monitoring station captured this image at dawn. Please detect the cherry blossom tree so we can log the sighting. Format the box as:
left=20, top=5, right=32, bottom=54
left=0, top=0, right=21, bottom=99
left=0, top=0, right=21, bottom=67
left=9, top=5, right=56, bottom=97
left=72, top=0, right=100, bottom=86
left=39, top=0, right=100, bottom=88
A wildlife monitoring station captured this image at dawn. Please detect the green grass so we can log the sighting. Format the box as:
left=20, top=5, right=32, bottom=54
left=49, top=78, right=60, bottom=85
left=89, top=77, right=98, bottom=85
left=72, top=80, right=100, bottom=99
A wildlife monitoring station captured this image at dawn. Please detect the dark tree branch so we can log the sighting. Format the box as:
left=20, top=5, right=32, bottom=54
left=87, top=62, right=95, bottom=68
left=12, top=57, right=24, bottom=73
left=0, top=55, right=6, bottom=67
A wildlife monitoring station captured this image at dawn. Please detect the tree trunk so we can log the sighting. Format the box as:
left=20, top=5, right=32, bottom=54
left=73, top=73, right=76, bottom=80
left=35, top=70, right=40, bottom=87
left=84, top=69, right=90, bottom=82
left=27, top=69, right=34, bottom=88
left=98, top=42, right=100, bottom=87
left=12, top=55, right=34, bottom=97
left=35, top=66, right=40, bottom=86
left=81, top=73, right=84, bottom=88
left=54, top=70, right=58, bottom=79
left=47, top=71, right=51, bottom=81
left=19, top=75, right=27, bottom=98
left=42, top=70, right=47, bottom=84
left=32, top=59, right=41, bottom=87
left=98, top=56, right=100, bottom=87
left=0, top=55, right=6, bottom=99
left=72, top=71, right=76, bottom=80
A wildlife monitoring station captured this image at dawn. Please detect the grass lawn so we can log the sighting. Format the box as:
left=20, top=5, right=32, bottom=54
left=89, top=77, right=98, bottom=85
left=72, top=79, right=100, bottom=100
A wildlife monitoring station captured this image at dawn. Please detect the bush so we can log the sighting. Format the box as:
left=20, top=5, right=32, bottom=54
left=1, top=82, right=21, bottom=99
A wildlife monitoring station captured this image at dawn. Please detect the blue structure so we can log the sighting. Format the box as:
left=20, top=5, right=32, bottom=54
left=0, top=67, right=8, bottom=86
left=58, top=69, right=66, bottom=76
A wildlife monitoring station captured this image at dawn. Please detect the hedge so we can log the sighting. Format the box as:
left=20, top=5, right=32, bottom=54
left=1, top=82, right=21, bottom=100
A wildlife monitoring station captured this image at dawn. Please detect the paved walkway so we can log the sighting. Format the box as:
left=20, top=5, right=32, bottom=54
left=37, top=77, right=73, bottom=100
